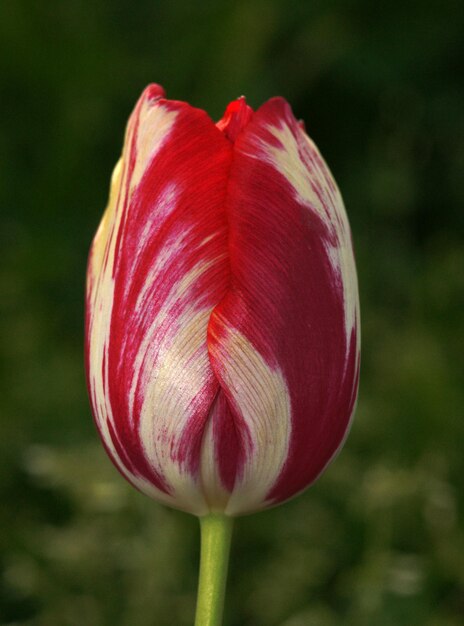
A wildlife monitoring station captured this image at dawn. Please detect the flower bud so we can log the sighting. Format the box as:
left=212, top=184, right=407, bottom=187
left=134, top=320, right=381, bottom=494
left=85, top=84, right=360, bottom=517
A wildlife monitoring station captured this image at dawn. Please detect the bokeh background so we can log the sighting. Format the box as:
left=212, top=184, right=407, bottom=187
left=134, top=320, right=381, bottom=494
left=1, top=1, right=463, bottom=625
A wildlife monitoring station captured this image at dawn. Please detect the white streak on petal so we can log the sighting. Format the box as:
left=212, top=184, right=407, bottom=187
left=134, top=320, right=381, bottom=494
left=137, top=309, right=212, bottom=516
left=136, top=182, right=179, bottom=265
left=130, top=101, right=178, bottom=193
left=209, top=325, right=292, bottom=516
left=87, top=158, right=127, bottom=464
left=244, top=121, right=359, bottom=351
left=86, top=103, right=179, bottom=497
left=127, top=253, right=225, bottom=423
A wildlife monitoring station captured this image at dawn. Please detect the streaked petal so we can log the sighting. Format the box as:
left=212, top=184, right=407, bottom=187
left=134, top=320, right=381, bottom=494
left=86, top=85, right=233, bottom=514
left=207, top=322, right=292, bottom=515
left=207, top=97, right=360, bottom=512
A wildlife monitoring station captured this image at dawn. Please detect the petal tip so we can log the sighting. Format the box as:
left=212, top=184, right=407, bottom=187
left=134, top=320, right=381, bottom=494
left=142, top=83, right=167, bottom=102
left=216, top=96, right=254, bottom=143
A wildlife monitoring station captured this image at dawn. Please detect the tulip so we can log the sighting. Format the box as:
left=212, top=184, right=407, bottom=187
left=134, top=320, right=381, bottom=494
left=85, top=83, right=360, bottom=625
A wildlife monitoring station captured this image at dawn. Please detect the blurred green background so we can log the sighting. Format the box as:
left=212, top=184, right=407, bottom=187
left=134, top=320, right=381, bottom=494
left=1, top=1, right=463, bottom=625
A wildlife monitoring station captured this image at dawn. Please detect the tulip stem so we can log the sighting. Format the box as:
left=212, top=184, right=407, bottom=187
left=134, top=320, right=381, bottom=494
left=194, top=514, right=234, bottom=626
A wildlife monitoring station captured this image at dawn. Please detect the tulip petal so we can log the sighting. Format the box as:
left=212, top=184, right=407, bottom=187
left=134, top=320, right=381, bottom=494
left=86, top=85, right=233, bottom=514
left=207, top=97, right=360, bottom=514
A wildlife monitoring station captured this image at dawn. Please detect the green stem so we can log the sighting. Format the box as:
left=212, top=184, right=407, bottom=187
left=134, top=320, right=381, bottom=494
left=194, top=514, right=234, bottom=626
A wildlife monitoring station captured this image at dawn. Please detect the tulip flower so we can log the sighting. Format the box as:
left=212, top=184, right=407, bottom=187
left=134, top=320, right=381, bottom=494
left=85, top=83, right=360, bottom=626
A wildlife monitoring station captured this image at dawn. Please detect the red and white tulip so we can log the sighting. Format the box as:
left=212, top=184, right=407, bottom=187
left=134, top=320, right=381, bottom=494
left=85, top=84, right=360, bottom=517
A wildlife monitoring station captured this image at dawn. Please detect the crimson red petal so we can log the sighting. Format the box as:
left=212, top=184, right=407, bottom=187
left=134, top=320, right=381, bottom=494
left=208, top=97, right=360, bottom=508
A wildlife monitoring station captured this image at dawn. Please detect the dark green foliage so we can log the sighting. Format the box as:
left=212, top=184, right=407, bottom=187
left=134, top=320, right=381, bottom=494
left=1, top=1, right=463, bottom=624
